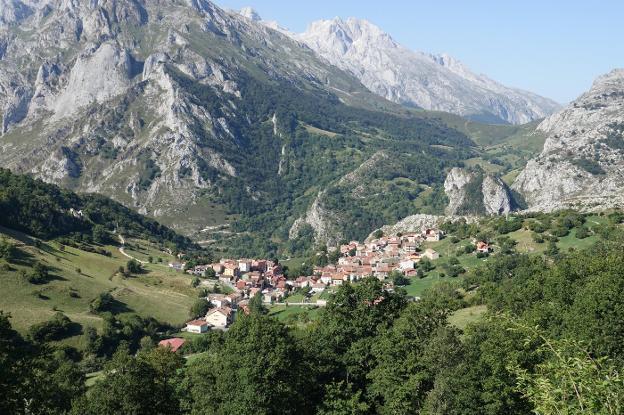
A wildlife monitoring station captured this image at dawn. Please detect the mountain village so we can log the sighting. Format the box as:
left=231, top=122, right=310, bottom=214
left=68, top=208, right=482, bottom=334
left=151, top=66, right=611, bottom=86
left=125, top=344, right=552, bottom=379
left=173, top=227, right=490, bottom=334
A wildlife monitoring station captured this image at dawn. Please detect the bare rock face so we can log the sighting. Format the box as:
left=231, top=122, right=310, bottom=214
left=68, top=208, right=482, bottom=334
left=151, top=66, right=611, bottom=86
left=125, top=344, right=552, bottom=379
left=53, top=42, right=134, bottom=119
left=0, top=0, right=381, bottom=237
left=513, top=69, right=624, bottom=212
left=482, top=175, right=513, bottom=215
left=296, top=17, right=560, bottom=124
left=372, top=214, right=442, bottom=239
left=444, top=167, right=513, bottom=215
left=289, top=192, right=345, bottom=248
left=0, top=0, right=33, bottom=25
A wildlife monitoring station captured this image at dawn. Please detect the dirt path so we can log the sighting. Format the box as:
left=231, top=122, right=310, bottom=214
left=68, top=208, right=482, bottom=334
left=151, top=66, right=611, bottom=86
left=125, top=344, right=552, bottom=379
left=117, top=234, right=148, bottom=264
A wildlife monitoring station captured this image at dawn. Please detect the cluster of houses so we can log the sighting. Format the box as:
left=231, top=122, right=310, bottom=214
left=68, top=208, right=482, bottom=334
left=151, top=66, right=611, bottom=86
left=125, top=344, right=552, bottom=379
left=325, top=228, right=444, bottom=281
left=180, top=259, right=290, bottom=333
left=176, top=227, right=496, bottom=335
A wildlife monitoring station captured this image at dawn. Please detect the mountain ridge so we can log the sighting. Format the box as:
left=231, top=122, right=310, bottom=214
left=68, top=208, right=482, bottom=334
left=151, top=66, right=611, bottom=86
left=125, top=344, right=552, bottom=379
left=0, top=0, right=479, bottom=257
left=236, top=9, right=561, bottom=125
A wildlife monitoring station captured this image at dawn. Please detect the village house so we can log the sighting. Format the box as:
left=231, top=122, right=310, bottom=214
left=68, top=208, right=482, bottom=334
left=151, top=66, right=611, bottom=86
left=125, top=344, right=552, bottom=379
left=205, top=307, right=234, bottom=329
left=252, top=259, right=267, bottom=272
left=223, top=263, right=240, bottom=277
left=311, top=282, right=326, bottom=293
left=374, top=263, right=392, bottom=280
left=409, top=252, right=422, bottom=262
left=158, top=338, right=186, bottom=352
left=211, top=263, right=224, bottom=274
left=331, top=274, right=346, bottom=286
left=238, top=260, right=252, bottom=273
left=399, top=259, right=416, bottom=271
left=294, top=276, right=311, bottom=288
left=402, top=243, right=419, bottom=253
left=320, top=273, right=332, bottom=285
left=185, top=320, right=209, bottom=334
left=404, top=269, right=418, bottom=277
left=207, top=293, right=229, bottom=308
left=425, top=228, right=443, bottom=242
left=227, top=291, right=243, bottom=306
left=476, top=241, right=491, bottom=254
left=423, top=248, right=440, bottom=260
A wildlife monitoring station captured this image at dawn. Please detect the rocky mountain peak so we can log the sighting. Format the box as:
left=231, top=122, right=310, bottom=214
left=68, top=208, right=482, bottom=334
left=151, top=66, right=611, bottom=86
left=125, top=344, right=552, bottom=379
left=239, top=6, right=261, bottom=22
left=297, top=17, right=560, bottom=124
left=300, top=17, right=398, bottom=55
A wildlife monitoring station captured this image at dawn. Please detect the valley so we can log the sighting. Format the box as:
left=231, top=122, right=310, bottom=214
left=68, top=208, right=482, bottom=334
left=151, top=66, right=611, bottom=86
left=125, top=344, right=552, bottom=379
left=2, top=0, right=624, bottom=413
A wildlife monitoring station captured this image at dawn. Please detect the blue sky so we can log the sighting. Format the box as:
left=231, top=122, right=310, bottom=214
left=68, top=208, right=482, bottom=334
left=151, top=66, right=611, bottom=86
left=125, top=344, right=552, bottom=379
left=215, top=0, right=624, bottom=104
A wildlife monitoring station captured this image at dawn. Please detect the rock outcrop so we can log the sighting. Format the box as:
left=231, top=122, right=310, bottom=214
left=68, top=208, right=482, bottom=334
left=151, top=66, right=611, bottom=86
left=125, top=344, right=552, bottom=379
left=444, top=167, right=514, bottom=215
left=289, top=192, right=345, bottom=247
left=513, top=69, right=624, bottom=211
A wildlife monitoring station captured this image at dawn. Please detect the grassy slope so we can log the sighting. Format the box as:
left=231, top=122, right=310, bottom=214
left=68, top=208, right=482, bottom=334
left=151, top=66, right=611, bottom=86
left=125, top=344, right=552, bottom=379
left=0, top=228, right=196, bottom=336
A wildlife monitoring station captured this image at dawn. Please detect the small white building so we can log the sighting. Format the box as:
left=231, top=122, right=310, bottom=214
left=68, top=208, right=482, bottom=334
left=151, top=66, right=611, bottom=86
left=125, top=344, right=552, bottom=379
left=399, top=259, right=416, bottom=271
left=207, top=294, right=230, bottom=308
left=320, top=274, right=332, bottom=285
left=311, top=283, right=326, bottom=293
left=424, top=229, right=443, bottom=242
left=205, top=307, right=233, bottom=329
left=186, top=319, right=209, bottom=334
left=238, top=260, right=252, bottom=273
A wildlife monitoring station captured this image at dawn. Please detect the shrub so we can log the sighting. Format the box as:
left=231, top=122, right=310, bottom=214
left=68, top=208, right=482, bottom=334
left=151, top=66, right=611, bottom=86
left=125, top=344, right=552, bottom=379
left=126, top=259, right=142, bottom=274
left=25, top=262, right=50, bottom=284
left=0, top=238, right=16, bottom=261
left=551, top=226, right=570, bottom=238
left=189, top=298, right=210, bottom=318
left=28, top=312, right=74, bottom=342
left=90, top=292, right=115, bottom=313
left=576, top=227, right=591, bottom=239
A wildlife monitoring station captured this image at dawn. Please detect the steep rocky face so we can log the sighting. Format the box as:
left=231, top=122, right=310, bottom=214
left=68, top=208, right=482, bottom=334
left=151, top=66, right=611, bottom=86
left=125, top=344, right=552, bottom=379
left=296, top=17, right=561, bottom=125
left=513, top=69, right=624, bottom=211
left=444, top=167, right=513, bottom=215
left=289, top=192, right=345, bottom=248
left=0, top=0, right=379, bottom=234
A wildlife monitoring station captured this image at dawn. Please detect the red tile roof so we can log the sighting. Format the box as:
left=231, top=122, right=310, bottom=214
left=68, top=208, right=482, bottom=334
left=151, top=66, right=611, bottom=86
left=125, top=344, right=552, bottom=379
left=158, top=338, right=186, bottom=352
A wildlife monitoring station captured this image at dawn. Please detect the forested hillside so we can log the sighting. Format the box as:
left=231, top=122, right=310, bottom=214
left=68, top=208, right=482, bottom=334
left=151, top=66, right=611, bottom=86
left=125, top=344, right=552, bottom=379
left=0, top=168, right=194, bottom=249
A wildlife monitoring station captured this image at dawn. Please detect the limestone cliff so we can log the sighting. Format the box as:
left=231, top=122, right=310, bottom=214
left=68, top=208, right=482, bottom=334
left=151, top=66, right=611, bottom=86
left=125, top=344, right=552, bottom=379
left=513, top=69, right=624, bottom=211
left=444, top=167, right=514, bottom=215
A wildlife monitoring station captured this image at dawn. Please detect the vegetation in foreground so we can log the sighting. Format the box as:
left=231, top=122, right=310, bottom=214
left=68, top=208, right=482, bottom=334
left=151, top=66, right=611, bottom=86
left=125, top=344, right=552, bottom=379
left=4, top=227, right=624, bottom=413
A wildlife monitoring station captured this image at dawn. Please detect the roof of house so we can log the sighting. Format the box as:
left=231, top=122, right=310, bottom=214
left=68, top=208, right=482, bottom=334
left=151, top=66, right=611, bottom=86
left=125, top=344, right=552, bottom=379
left=206, top=306, right=233, bottom=317
left=187, top=319, right=209, bottom=326
left=158, top=338, right=186, bottom=352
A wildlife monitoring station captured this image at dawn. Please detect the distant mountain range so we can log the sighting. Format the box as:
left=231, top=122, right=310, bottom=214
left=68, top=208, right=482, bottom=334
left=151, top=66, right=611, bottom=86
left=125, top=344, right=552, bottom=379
left=240, top=9, right=562, bottom=125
